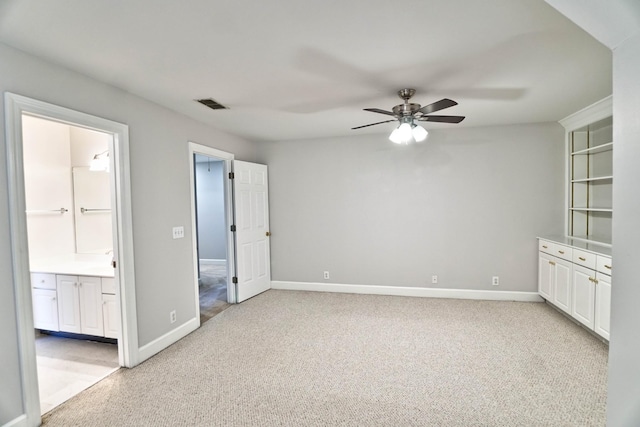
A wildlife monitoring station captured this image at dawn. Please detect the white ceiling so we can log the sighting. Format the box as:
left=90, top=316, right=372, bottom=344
left=0, top=0, right=612, bottom=142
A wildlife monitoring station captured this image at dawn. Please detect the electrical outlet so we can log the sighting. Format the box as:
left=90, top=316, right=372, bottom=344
left=170, top=310, right=177, bottom=323
left=172, top=226, right=184, bottom=239
left=323, top=271, right=330, bottom=280
left=492, top=276, right=499, bottom=286
left=432, top=275, right=438, bottom=284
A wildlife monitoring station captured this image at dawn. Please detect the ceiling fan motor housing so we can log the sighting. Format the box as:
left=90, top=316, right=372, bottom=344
left=392, top=103, right=421, bottom=116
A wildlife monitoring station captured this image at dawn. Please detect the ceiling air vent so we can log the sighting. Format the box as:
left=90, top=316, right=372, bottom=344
left=196, top=98, right=228, bottom=110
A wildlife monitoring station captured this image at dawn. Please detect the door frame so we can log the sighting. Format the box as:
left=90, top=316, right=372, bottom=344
left=188, top=142, right=237, bottom=322
left=4, top=93, right=139, bottom=421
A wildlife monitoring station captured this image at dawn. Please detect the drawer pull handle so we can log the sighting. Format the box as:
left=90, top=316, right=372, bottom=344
left=542, top=245, right=548, bottom=249
left=549, top=261, right=556, bottom=266
left=558, top=250, right=565, bottom=254
left=604, top=265, right=612, bottom=269
left=578, top=257, right=586, bottom=261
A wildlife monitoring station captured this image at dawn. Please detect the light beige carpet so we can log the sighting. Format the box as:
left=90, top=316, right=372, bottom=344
left=42, top=290, right=608, bottom=426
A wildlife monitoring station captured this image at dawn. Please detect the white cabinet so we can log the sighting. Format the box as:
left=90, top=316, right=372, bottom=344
left=553, top=258, right=572, bottom=315
left=78, top=276, right=104, bottom=336
left=56, top=275, right=104, bottom=336
left=32, top=289, right=59, bottom=331
left=102, top=294, right=119, bottom=339
left=101, top=277, right=119, bottom=339
left=538, top=252, right=572, bottom=315
left=572, top=265, right=596, bottom=329
left=594, top=272, right=611, bottom=340
left=538, top=253, right=553, bottom=300
left=32, top=272, right=118, bottom=339
left=57, top=275, right=82, bottom=333
left=31, top=273, right=59, bottom=331
left=538, top=238, right=611, bottom=340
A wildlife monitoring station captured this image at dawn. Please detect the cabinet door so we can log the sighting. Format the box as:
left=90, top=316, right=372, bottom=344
left=538, top=252, right=554, bottom=300
left=102, top=294, right=119, bottom=339
left=57, top=275, right=81, bottom=333
left=78, top=276, right=104, bottom=336
left=572, top=265, right=596, bottom=329
left=594, top=273, right=611, bottom=340
left=32, top=289, right=59, bottom=331
left=552, top=259, right=572, bottom=314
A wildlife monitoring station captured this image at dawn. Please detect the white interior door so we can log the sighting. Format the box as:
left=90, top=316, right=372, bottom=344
left=233, top=160, right=271, bottom=302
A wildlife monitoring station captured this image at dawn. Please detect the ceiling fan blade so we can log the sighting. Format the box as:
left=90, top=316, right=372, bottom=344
left=418, top=98, right=458, bottom=115
left=351, top=120, right=397, bottom=130
left=418, top=115, right=466, bottom=124
left=363, top=108, right=396, bottom=117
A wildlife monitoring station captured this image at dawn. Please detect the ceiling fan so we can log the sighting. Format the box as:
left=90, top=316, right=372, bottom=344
left=352, top=88, right=465, bottom=144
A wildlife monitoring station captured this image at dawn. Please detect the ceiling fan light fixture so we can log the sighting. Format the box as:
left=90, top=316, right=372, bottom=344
left=398, top=122, right=413, bottom=144
left=389, top=126, right=403, bottom=144
left=412, top=124, right=428, bottom=142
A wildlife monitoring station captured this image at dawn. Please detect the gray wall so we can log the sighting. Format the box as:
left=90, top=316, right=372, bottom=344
left=195, top=157, right=227, bottom=260
left=542, top=2, right=640, bottom=424
left=257, top=123, right=565, bottom=291
left=0, top=42, right=256, bottom=425
left=608, top=31, right=640, bottom=426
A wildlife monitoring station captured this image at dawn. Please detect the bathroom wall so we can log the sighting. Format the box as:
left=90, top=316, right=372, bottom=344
left=22, top=115, right=75, bottom=260
left=195, top=157, right=227, bottom=261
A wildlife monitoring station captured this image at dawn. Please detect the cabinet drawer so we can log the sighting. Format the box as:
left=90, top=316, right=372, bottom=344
left=101, top=277, right=116, bottom=294
left=539, top=240, right=572, bottom=261
left=31, top=273, right=56, bottom=290
left=573, top=249, right=597, bottom=270
left=596, top=256, right=613, bottom=275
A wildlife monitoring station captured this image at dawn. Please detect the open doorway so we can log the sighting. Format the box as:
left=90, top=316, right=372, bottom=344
left=5, top=93, right=138, bottom=422
left=194, top=154, right=231, bottom=323
left=189, top=143, right=237, bottom=324
left=22, top=114, right=119, bottom=414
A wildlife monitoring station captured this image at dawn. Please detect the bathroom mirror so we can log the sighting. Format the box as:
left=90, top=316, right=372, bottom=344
left=72, top=167, right=112, bottom=254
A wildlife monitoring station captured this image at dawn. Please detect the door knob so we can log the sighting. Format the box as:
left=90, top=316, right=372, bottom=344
left=266, top=231, right=271, bottom=237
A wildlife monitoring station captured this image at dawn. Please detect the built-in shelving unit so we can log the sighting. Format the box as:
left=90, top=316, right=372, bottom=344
left=560, top=96, right=613, bottom=247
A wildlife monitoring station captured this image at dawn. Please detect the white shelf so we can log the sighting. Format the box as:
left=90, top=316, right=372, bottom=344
left=571, top=142, right=613, bottom=156
left=571, top=176, right=613, bottom=183
left=563, top=98, right=613, bottom=247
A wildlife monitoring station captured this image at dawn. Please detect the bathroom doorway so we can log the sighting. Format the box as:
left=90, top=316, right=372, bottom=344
left=5, top=93, right=138, bottom=422
left=22, top=114, right=120, bottom=414
left=193, top=153, right=231, bottom=323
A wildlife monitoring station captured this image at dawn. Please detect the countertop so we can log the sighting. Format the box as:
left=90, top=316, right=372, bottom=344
left=30, top=254, right=115, bottom=278
left=537, top=235, right=612, bottom=257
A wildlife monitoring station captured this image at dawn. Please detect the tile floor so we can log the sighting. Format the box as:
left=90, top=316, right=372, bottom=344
left=35, top=332, right=119, bottom=414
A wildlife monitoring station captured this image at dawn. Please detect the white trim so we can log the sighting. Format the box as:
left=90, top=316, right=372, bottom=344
left=199, top=258, right=227, bottom=266
left=2, top=414, right=27, bottom=427
left=272, top=281, right=544, bottom=302
left=188, top=142, right=236, bottom=325
left=559, top=95, right=612, bottom=131
left=137, top=317, right=199, bottom=363
left=4, top=93, right=139, bottom=424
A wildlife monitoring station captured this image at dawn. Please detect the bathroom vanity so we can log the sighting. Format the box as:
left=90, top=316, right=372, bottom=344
left=30, top=254, right=118, bottom=339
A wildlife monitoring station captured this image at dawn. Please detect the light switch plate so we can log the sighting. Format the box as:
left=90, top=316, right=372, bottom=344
left=172, top=226, right=184, bottom=239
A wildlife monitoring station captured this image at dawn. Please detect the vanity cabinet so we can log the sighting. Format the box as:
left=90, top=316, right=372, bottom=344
left=538, top=238, right=611, bottom=340
left=31, top=273, right=59, bottom=331
left=56, top=275, right=104, bottom=336
left=31, top=272, right=118, bottom=339
left=101, top=278, right=118, bottom=339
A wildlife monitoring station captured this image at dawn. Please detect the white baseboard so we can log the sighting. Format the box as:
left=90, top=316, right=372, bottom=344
left=271, top=281, right=543, bottom=302
left=137, top=317, right=199, bottom=363
left=199, top=259, right=226, bottom=266
left=3, top=414, right=27, bottom=427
